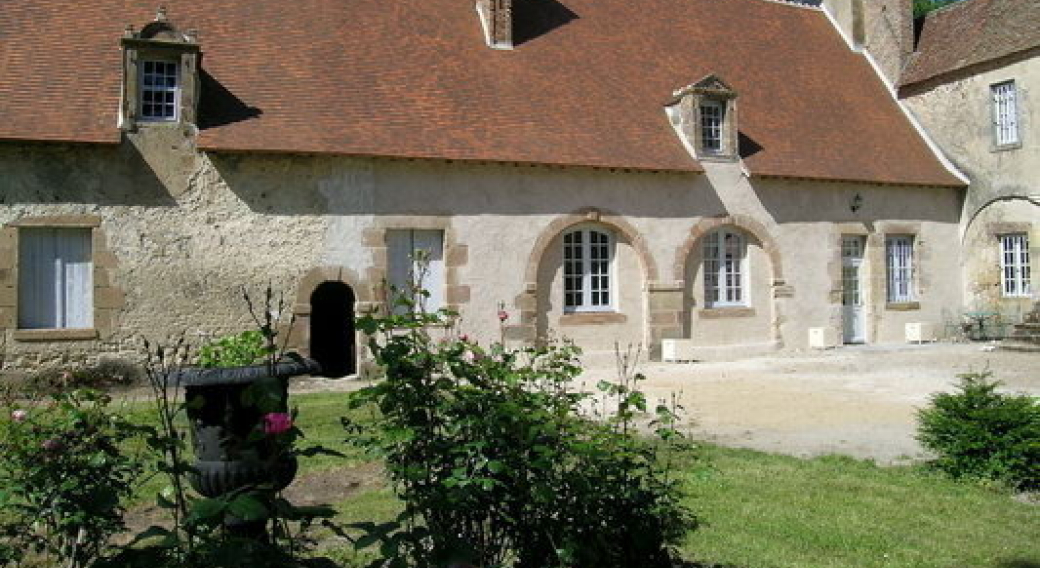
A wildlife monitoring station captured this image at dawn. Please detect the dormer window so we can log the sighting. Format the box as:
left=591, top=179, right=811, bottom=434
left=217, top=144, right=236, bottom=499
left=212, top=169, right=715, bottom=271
left=700, top=100, right=725, bottom=154
left=120, top=7, right=200, bottom=130
left=140, top=60, right=179, bottom=121
left=667, top=74, right=739, bottom=161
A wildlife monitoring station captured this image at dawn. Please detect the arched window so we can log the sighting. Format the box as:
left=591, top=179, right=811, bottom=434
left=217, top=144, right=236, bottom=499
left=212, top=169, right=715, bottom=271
left=704, top=229, right=747, bottom=307
left=563, top=226, right=614, bottom=312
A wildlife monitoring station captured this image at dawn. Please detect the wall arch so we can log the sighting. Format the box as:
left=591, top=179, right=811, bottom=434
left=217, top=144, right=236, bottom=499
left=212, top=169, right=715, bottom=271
left=672, top=214, right=783, bottom=283
left=673, top=215, right=784, bottom=348
left=511, top=208, right=658, bottom=353
left=523, top=207, right=659, bottom=287
left=294, top=265, right=372, bottom=308
left=290, top=266, right=371, bottom=369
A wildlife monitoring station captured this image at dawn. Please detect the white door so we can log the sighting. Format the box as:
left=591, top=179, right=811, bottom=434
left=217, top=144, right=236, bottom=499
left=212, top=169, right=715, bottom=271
left=842, top=236, right=866, bottom=344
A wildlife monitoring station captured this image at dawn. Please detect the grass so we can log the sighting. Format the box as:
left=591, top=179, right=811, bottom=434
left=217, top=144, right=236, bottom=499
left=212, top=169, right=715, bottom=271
left=123, top=391, right=1040, bottom=568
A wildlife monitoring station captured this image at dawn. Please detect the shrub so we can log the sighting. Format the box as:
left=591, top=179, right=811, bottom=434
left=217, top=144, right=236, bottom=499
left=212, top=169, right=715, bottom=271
left=0, top=389, right=145, bottom=568
left=197, top=329, right=270, bottom=368
left=916, top=372, right=1040, bottom=491
left=23, top=359, right=141, bottom=394
left=344, top=306, right=695, bottom=568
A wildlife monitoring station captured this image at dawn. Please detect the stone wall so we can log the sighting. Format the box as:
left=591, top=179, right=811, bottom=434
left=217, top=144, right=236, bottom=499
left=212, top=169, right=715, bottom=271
left=0, top=134, right=963, bottom=372
left=903, top=55, right=1040, bottom=314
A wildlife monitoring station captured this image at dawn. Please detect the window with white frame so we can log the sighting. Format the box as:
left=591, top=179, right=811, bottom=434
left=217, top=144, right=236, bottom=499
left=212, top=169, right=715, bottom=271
left=703, top=229, right=747, bottom=307
left=140, top=60, right=180, bottom=121
left=386, top=229, right=445, bottom=314
left=700, top=100, right=724, bottom=154
left=563, top=227, right=614, bottom=311
left=1000, top=233, right=1031, bottom=297
left=885, top=235, right=914, bottom=303
left=991, top=81, right=1019, bottom=147
left=18, top=228, right=93, bottom=329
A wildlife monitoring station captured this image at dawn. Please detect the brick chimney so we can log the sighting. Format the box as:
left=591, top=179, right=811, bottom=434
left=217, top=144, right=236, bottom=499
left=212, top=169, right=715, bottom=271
left=476, top=0, right=512, bottom=50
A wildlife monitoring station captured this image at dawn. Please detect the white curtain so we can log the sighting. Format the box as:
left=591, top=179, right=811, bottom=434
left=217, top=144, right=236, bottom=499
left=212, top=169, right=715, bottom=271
left=18, top=228, right=93, bottom=329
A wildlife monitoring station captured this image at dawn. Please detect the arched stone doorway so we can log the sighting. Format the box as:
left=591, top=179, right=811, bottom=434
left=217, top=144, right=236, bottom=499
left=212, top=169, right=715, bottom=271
left=309, top=281, right=356, bottom=378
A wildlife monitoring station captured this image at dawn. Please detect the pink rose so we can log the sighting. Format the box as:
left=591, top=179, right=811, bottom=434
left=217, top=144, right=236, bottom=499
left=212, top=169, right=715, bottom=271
left=497, top=310, right=508, bottom=322
left=11, top=410, right=27, bottom=423
left=263, top=412, right=293, bottom=435
left=459, top=334, right=470, bottom=343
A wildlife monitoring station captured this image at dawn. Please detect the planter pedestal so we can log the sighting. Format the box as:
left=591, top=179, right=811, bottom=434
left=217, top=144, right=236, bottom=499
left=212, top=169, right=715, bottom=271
left=179, top=359, right=320, bottom=537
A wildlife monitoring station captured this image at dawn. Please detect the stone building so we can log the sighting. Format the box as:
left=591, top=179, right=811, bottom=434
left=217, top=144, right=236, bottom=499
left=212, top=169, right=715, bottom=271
left=0, top=0, right=967, bottom=374
left=899, top=0, right=1039, bottom=320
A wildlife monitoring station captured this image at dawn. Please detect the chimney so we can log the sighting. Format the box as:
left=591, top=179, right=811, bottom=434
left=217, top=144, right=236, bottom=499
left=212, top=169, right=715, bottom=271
left=476, top=0, right=512, bottom=50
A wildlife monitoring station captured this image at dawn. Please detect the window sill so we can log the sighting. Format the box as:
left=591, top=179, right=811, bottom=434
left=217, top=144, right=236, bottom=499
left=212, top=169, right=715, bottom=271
left=991, top=142, right=1022, bottom=153
left=559, top=312, right=627, bottom=326
left=885, top=302, right=920, bottom=311
left=699, top=307, right=755, bottom=319
left=13, top=328, right=99, bottom=342
left=696, top=153, right=738, bottom=163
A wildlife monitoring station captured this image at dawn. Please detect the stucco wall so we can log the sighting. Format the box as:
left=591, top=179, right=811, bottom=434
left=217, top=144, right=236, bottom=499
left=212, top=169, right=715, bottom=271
left=903, top=55, right=1040, bottom=312
left=0, top=133, right=963, bottom=372
left=822, top=0, right=911, bottom=87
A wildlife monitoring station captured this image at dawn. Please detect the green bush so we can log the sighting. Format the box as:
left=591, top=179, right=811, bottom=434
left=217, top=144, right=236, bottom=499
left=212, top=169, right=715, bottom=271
left=916, top=372, right=1039, bottom=491
left=344, top=306, right=695, bottom=568
left=197, top=330, right=270, bottom=368
left=0, top=389, right=145, bottom=568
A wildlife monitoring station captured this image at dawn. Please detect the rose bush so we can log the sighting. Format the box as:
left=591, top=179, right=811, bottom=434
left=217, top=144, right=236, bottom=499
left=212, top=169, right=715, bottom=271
left=0, top=388, right=144, bottom=568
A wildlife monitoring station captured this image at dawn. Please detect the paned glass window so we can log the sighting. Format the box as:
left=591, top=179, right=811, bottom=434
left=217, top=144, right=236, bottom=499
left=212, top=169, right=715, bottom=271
left=700, top=101, right=724, bottom=153
left=991, top=81, right=1019, bottom=147
left=563, top=227, right=614, bottom=311
left=704, top=229, right=746, bottom=307
left=18, top=228, right=93, bottom=329
left=140, top=60, right=179, bottom=121
left=1001, top=233, right=1031, bottom=297
left=886, top=236, right=914, bottom=303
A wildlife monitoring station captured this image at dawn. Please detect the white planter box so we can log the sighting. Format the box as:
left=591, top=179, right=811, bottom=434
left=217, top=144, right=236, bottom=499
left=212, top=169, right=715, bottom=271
left=808, top=327, right=838, bottom=349
left=906, top=322, right=936, bottom=343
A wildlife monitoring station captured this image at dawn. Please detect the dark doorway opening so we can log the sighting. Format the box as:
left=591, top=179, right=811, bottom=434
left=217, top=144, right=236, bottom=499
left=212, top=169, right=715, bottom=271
left=310, top=281, right=356, bottom=378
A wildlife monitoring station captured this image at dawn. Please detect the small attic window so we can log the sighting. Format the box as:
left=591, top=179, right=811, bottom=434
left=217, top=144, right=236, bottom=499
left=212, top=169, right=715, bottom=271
left=140, top=60, right=179, bottom=121
left=700, top=100, right=725, bottom=154
left=669, top=74, right=739, bottom=161
left=119, top=7, right=201, bottom=130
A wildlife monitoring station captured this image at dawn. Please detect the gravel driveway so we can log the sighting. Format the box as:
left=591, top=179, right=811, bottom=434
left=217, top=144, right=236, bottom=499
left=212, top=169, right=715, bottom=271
left=585, top=343, right=1039, bottom=464
left=290, top=341, right=1037, bottom=465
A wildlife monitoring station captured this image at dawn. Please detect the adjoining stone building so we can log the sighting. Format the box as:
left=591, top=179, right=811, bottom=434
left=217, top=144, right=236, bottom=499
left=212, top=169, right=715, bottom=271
left=0, top=0, right=968, bottom=374
left=898, top=0, right=1039, bottom=320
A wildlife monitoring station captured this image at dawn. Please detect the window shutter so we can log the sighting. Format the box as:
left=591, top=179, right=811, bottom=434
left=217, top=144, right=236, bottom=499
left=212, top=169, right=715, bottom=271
left=18, top=229, right=55, bottom=328
left=386, top=230, right=412, bottom=314
left=412, top=230, right=444, bottom=312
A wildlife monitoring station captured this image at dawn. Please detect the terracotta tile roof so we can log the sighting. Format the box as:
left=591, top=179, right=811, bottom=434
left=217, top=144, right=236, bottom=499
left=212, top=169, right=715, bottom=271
left=902, top=0, right=1040, bottom=88
left=0, top=0, right=962, bottom=186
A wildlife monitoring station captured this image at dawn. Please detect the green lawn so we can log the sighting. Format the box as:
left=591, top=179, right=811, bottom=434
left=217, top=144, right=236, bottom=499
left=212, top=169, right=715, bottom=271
left=129, top=391, right=1040, bottom=568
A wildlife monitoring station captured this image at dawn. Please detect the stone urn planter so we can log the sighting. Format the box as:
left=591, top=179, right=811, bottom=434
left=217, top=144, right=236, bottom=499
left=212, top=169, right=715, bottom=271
left=178, top=358, right=321, bottom=535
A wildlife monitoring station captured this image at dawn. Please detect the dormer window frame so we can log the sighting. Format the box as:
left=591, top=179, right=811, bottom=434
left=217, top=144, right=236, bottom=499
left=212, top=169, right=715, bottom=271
left=699, top=99, right=725, bottom=155
left=669, top=74, right=740, bottom=162
left=119, top=9, right=201, bottom=131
